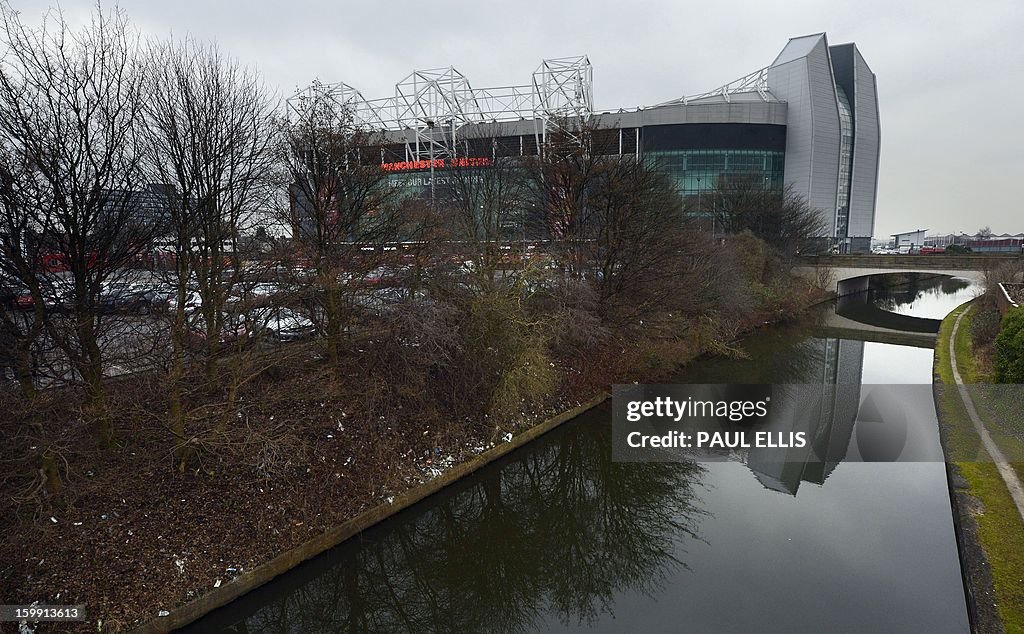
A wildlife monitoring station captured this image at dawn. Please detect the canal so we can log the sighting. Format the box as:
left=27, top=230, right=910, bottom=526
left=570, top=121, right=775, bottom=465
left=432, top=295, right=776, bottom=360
left=187, top=275, right=978, bottom=633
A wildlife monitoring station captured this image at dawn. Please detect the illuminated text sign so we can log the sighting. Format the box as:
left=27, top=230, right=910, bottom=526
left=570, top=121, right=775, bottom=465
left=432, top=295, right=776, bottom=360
left=381, top=157, right=492, bottom=172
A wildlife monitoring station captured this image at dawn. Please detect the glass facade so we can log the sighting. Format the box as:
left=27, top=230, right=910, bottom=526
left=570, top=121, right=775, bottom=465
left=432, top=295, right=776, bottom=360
left=645, top=148, right=786, bottom=208
left=834, top=86, right=854, bottom=239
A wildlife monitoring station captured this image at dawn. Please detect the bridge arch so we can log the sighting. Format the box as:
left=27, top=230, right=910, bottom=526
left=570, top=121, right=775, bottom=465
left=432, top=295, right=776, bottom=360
left=793, top=253, right=1020, bottom=296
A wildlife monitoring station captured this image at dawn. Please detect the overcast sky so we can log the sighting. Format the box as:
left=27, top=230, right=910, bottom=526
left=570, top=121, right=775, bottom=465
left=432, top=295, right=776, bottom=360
left=17, top=0, right=1024, bottom=238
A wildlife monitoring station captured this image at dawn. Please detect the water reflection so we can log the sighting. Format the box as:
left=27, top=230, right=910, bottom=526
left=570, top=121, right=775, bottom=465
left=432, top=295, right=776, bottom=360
left=192, top=419, right=706, bottom=633
left=189, top=277, right=978, bottom=633
left=668, top=330, right=865, bottom=495
left=870, top=275, right=972, bottom=316
left=835, top=275, right=973, bottom=334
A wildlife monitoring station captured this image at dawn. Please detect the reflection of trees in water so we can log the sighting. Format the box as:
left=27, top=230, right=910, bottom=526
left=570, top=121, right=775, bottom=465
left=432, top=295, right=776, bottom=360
left=222, top=423, right=705, bottom=634
left=675, top=324, right=831, bottom=385
left=869, top=275, right=970, bottom=312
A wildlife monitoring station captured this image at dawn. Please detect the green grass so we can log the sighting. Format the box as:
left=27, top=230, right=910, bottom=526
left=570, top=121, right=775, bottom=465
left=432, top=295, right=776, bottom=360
left=937, top=301, right=1024, bottom=632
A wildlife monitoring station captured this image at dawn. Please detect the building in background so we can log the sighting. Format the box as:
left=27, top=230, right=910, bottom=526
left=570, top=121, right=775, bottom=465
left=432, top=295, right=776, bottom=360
left=288, top=33, right=880, bottom=252
left=892, top=229, right=928, bottom=250
left=924, top=232, right=1024, bottom=253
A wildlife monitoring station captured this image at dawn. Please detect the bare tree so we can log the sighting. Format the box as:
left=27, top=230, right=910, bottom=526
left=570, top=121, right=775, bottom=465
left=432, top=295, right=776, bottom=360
left=0, top=148, right=48, bottom=399
left=142, top=37, right=281, bottom=461
left=0, top=4, right=153, bottom=441
left=523, top=121, right=696, bottom=326
left=703, top=176, right=826, bottom=259
left=281, top=90, right=408, bottom=367
left=525, top=119, right=604, bottom=280
left=439, top=154, right=529, bottom=291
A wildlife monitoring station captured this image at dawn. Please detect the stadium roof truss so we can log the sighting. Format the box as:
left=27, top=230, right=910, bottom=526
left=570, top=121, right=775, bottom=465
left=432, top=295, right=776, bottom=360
left=657, top=66, right=775, bottom=106
left=287, top=56, right=593, bottom=162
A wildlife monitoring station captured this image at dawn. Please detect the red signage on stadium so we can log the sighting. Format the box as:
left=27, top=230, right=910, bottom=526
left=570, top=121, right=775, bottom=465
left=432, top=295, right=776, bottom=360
left=381, top=157, right=491, bottom=172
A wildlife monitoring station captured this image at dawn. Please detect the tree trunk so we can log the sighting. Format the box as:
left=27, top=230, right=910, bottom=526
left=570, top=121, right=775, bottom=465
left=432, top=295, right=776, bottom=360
left=77, top=316, right=111, bottom=446
left=40, top=449, right=62, bottom=495
left=13, top=337, right=36, bottom=400
left=325, top=283, right=342, bottom=367
left=169, top=313, right=190, bottom=468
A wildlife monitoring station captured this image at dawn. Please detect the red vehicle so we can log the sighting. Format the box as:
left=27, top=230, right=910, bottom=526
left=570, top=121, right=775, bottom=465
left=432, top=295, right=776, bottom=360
left=37, top=252, right=100, bottom=273
left=13, top=290, right=35, bottom=310
left=919, top=246, right=946, bottom=254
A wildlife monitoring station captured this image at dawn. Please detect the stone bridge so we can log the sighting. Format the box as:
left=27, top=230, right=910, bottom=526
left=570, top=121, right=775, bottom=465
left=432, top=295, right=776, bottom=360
left=795, top=254, right=1023, bottom=297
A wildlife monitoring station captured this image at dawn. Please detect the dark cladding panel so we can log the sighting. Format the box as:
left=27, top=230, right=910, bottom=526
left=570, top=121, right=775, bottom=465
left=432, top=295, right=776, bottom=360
left=621, top=128, right=638, bottom=155
left=461, top=137, right=493, bottom=159
left=382, top=144, right=407, bottom=162
left=591, top=128, right=619, bottom=155
left=641, top=123, right=787, bottom=152
left=494, top=135, right=522, bottom=158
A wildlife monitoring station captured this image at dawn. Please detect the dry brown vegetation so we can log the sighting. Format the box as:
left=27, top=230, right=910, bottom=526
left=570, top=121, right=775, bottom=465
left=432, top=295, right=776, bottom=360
left=0, top=5, right=830, bottom=631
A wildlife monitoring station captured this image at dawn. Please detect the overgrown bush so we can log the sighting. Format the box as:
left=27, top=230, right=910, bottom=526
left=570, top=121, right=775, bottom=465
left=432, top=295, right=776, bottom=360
left=995, top=307, right=1024, bottom=384
left=970, top=298, right=1002, bottom=348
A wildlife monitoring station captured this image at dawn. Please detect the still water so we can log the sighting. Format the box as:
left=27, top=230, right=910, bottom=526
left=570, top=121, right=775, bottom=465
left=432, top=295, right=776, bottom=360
left=188, top=276, right=979, bottom=633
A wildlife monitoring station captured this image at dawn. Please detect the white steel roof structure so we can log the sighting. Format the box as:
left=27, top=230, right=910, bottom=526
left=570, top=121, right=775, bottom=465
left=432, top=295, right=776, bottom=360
left=287, top=56, right=593, bottom=162
left=656, top=66, right=779, bottom=107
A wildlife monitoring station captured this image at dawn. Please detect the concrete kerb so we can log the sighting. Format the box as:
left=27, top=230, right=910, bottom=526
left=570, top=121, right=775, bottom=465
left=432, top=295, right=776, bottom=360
left=129, top=392, right=610, bottom=634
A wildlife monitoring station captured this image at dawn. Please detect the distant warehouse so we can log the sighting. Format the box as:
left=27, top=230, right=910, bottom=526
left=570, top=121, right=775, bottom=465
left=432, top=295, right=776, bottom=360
left=925, top=232, right=1024, bottom=253
left=288, top=33, right=880, bottom=253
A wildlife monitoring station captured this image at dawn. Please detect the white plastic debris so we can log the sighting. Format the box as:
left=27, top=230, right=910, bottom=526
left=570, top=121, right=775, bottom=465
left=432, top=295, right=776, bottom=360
left=214, top=579, right=222, bottom=588
left=158, top=610, right=170, bottom=617
left=502, top=432, right=513, bottom=442
left=49, top=516, right=57, bottom=523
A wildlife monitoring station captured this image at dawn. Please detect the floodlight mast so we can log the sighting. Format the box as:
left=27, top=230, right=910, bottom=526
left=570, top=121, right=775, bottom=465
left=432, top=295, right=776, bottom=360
left=286, top=56, right=593, bottom=163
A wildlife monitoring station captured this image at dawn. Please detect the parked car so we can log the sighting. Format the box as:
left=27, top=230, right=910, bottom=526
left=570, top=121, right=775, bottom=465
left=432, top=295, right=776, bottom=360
left=98, top=283, right=168, bottom=314
left=229, top=282, right=283, bottom=307
left=40, top=277, right=75, bottom=311
left=165, top=289, right=202, bottom=313
left=11, top=288, right=35, bottom=310
left=244, top=307, right=315, bottom=342
left=186, top=312, right=248, bottom=348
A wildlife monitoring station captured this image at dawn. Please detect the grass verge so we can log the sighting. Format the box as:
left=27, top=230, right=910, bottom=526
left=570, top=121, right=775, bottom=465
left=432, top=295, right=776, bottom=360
left=937, top=301, right=1024, bottom=632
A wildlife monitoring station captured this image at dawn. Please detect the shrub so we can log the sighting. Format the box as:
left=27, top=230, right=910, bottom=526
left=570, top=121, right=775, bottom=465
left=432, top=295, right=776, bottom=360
left=994, top=307, right=1024, bottom=383
left=971, top=298, right=1002, bottom=348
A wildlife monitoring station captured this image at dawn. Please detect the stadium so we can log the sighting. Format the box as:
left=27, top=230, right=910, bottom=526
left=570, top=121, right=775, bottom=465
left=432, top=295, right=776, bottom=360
left=287, top=32, right=880, bottom=253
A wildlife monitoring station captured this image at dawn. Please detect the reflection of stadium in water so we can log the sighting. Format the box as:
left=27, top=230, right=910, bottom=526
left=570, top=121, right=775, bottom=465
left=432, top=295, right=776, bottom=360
left=745, top=337, right=864, bottom=495
left=187, top=284, right=974, bottom=632
left=731, top=275, right=977, bottom=496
